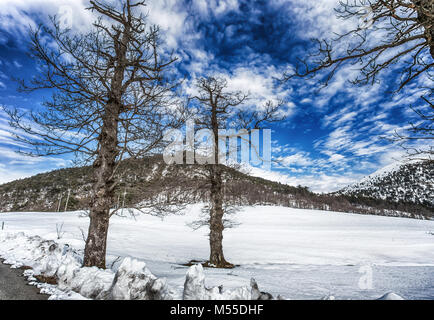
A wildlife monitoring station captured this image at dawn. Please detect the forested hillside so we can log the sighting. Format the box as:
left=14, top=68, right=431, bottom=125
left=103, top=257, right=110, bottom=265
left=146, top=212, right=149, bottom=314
left=338, top=160, right=433, bottom=209
left=0, top=155, right=432, bottom=219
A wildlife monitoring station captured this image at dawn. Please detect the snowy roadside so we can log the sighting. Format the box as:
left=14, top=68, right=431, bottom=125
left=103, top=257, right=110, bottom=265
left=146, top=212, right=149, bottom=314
left=0, top=232, right=408, bottom=300
left=0, top=232, right=271, bottom=300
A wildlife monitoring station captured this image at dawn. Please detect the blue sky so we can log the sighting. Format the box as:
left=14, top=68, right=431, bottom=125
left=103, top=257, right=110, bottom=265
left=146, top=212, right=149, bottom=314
left=0, top=0, right=431, bottom=192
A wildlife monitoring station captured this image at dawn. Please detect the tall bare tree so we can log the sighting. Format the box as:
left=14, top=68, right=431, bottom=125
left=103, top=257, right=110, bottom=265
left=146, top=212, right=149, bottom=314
left=4, top=0, right=185, bottom=268
left=190, top=76, right=284, bottom=268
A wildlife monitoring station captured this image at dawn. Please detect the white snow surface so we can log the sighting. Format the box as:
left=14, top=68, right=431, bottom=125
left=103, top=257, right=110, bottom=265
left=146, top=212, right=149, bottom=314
left=108, top=257, right=174, bottom=300
left=1, top=205, right=434, bottom=299
left=183, top=264, right=253, bottom=300
left=0, top=233, right=254, bottom=300
left=377, top=292, right=405, bottom=300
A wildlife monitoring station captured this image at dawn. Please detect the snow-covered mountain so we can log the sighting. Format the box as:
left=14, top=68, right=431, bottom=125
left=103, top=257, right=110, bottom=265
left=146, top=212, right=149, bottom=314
left=338, top=160, right=433, bottom=208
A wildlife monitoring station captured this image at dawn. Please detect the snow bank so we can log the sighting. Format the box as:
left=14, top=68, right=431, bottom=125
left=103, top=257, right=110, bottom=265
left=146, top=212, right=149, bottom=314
left=108, top=257, right=174, bottom=300
left=0, top=231, right=407, bottom=300
left=0, top=233, right=82, bottom=276
left=377, top=292, right=404, bottom=300
left=0, top=232, right=267, bottom=300
left=183, top=264, right=273, bottom=300
left=57, top=264, right=114, bottom=299
left=0, top=232, right=173, bottom=300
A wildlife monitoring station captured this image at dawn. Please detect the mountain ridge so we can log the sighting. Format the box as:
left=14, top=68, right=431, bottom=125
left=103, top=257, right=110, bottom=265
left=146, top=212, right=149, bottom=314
left=338, top=159, right=433, bottom=209
left=0, top=155, right=432, bottom=219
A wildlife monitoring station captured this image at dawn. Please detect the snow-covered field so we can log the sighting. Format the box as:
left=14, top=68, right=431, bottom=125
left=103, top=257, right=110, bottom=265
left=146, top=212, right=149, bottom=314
left=1, top=205, right=433, bottom=299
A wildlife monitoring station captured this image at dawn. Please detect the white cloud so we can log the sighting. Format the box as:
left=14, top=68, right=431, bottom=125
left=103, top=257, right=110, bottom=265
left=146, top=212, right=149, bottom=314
left=183, top=64, right=295, bottom=117
left=0, top=0, right=95, bottom=42
left=146, top=0, right=189, bottom=49
left=322, top=125, right=352, bottom=151
left=279, top=0, right=360, bottom=53
left=0, top=163, right=34, bottom=184
left=277, top=152, right=312, bottom=167
left=329, top=153, right=345, bottom=163
left=189, top=0, right=240, bottom=18
left=13, top=60, right=22, bottom=68
left=247, top=165, right=363, bottom=193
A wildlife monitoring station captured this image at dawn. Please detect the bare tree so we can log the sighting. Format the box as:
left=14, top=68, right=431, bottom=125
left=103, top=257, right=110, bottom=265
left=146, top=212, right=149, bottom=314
left=283, top=0, right=433, bottom=156
left=283, top=0, right=433, bottom=90
left=3, top=0, right=185, bottom=268
left=190, top=76, right=284, bottom=268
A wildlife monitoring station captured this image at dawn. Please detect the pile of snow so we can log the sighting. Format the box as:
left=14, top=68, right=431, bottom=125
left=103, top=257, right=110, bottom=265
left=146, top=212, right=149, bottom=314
left=108, top=257, right=174, bottom=300
left=183, top=264, right=253, bottom=300
left=0, top=233, right=173, bottom=300
left=377, top=292, right=404, bottom=300
left=321, top=294, right=335, bottom=300
left=57, top=264, right=115, bottom=299
left=0, top=233, right=82, bottom=277
left=0, top=232, right=272, bottom=300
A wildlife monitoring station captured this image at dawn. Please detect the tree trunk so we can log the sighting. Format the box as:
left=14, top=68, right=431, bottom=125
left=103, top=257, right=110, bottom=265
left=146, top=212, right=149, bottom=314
left=207, top=103, right=233, bottom=268
left=83, top=103, right=119, bottom=268
left=83, top=20, right=128, bottom=268
left=414, top=0, right=434, bottom=58
left=83, top=205, right=110, bottom=268
left=208, top=164, right=232, bottom=267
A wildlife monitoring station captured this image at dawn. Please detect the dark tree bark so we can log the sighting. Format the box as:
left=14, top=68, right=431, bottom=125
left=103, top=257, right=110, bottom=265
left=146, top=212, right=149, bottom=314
left=207, top=96, right=231, bottom=268
left=83, top=11, right=128, bottom=266
left=414, top=0, right=434, bottom=58
left=84, top=102, right=120, bottom=267
left=208, top=164, right=228, bottom=267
